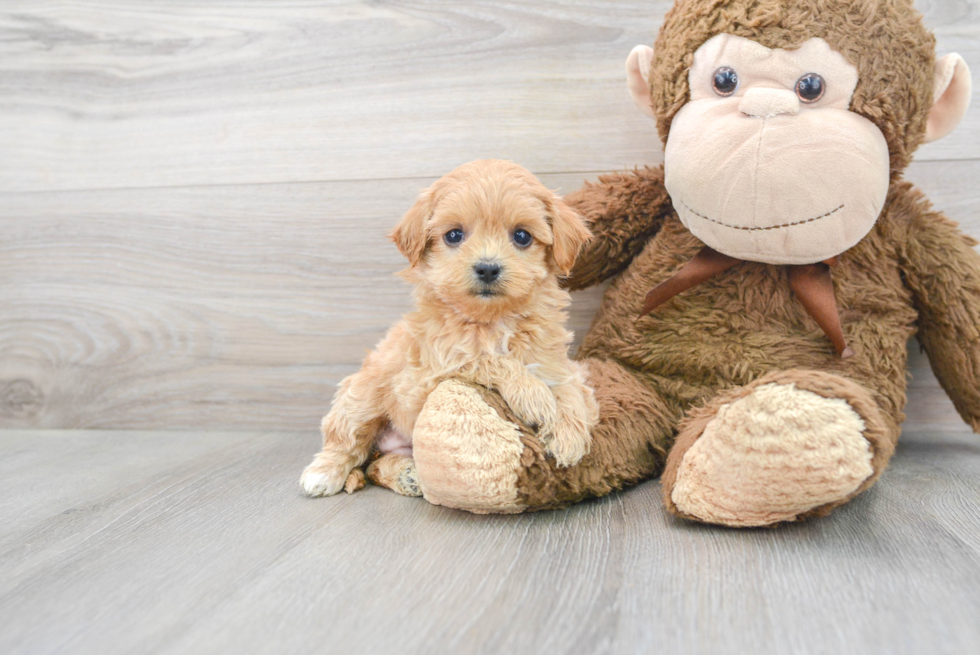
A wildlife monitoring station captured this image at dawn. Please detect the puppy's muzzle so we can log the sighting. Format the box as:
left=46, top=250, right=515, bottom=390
left=473, top=260, right=502, bottom=285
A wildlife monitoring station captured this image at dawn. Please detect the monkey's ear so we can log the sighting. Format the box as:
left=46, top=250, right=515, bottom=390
left=626, top=45, right=655, bottom=118
left=924, top=54, right=972, bottom=143
left=547, top=195, right=593, bottom=276
left=389, top=187, right=434, bottom=266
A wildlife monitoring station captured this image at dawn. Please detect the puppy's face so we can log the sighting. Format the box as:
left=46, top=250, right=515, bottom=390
left=390, top=160, right=591, bottom=322
left=423, top=182, right=554, bottom=321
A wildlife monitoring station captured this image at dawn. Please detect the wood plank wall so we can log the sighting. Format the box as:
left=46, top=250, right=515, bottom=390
left=1, top=1, right=978, bottom=431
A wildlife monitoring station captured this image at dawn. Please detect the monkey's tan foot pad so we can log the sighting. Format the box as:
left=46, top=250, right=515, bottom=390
left=412, top=380, right=527, bottom=514
left=664, top=380, right=875, bottom=527
left=366, top=453, right=423, bottom=497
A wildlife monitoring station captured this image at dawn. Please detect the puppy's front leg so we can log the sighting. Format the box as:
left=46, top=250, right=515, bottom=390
left=547, top=372, right=599, bottom=468
left=480, top=357, right=558, bottom=440
left=301, top=370, right=386, bottom=497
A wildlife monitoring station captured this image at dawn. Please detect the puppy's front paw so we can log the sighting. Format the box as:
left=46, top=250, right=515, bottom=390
left=504, top=378, right=558, bottom=438
left=545, top=418, right=592, bottom=468
left=300, top=458, right=351, bottom=497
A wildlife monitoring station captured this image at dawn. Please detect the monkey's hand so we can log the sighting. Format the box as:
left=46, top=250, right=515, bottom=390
left=563, top=164, right=673, bottom=290
left=900, top=195, right=980, bottom=433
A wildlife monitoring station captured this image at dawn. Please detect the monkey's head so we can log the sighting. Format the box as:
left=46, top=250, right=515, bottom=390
left=627, top=0, right=972, bottom=265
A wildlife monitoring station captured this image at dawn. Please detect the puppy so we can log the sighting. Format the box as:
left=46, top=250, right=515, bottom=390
left=300, top=159, right=598, bottom=498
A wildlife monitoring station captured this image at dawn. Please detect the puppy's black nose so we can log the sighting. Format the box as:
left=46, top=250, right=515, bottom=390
left=473, top=261, right=501, bottom=284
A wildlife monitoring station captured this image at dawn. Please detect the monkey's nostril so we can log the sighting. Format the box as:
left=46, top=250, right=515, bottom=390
left=473, top=261, right=502, bottom=284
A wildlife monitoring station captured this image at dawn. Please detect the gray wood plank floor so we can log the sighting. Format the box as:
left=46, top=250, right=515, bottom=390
left=1, top=428, right=979, bottom=655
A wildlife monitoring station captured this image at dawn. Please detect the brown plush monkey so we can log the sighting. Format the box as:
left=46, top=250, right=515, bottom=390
left=403, top=0, right=980, bottom=526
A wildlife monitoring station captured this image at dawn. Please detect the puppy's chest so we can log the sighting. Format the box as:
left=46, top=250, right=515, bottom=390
left=422, top=323, right=535, bottom=369
left=488, top=323, right=528, bottom=357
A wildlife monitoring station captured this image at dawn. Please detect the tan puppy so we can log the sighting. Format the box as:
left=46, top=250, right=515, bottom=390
left=300, top=160, right=598, bottom=498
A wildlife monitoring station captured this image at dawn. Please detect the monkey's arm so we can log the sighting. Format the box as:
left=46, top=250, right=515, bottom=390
left=563, top=164, right=673, bottom=291
left=899, top=196, right=980, bottom=432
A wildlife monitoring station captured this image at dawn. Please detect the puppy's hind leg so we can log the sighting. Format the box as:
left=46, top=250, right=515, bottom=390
left=301, top=367, right=388, bottom=497
left=365, top=424, right=421, bottom=497
left=343, top=468, right=367, bottom=494
left=302, top=413, right=384, bottom=497
left=366, top=453, right=422, bottom=497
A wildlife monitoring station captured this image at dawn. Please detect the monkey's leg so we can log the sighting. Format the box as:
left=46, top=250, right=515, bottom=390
left=661, top=369, right=896, bottom=527
left=411, top=358, right=681, bottom=514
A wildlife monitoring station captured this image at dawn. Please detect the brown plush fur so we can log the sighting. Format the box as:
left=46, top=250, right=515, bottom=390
left=541, top=0, right=979, bottom=524
left=407, top=0, right=980, bottom=525
left=300, top=160, right=598, bottom=498
left=541, top=170, right=980, bottom=521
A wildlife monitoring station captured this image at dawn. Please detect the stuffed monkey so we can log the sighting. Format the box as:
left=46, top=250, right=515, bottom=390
left=403, top=0, right=980, bottom=526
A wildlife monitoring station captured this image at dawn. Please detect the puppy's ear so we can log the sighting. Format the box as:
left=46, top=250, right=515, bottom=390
left=389, top=187, right=434, bottom=266
left=546, top=194, right=592, bottom=275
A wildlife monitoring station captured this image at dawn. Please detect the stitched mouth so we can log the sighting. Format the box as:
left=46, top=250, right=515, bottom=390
left=682, top=202, right=845, bottom=231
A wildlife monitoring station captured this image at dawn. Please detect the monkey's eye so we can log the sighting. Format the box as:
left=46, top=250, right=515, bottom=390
left=444, top=228, right=465, bottom=246
left=512, top=229, right=533, bottom=248
left=712, top=66, right=738, bottom=96
left=796, top=73, right=825, bottom=103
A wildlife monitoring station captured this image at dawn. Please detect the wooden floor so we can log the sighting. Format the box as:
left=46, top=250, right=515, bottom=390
left=2, top=428, right=979, bottom=655
left=2, top=2, right=980, bottom=653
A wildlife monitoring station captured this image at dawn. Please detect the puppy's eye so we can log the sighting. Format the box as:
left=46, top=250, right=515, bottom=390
left=512, top=229, right=533, bottom=248
left=443, top=228, right=464, bottom=246
left=796, top=73, right=825, bottom=103
left=712, top=66, right=738, bottom=97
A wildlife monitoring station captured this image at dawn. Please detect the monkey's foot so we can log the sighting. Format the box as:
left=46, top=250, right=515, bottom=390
left=412, top=380, right=527, bottom=514
left=662, top=371, right=887, bottom=527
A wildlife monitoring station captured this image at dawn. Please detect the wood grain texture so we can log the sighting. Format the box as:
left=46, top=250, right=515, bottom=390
left=2, top=161, right=978, bottom=430
left=0, top=0, right=977, bottom=193
left=0, top=428, right=978, bottom=655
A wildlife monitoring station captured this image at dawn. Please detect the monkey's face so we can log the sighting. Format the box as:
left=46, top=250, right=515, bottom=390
left=663, top=35, right=891, bottom=265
